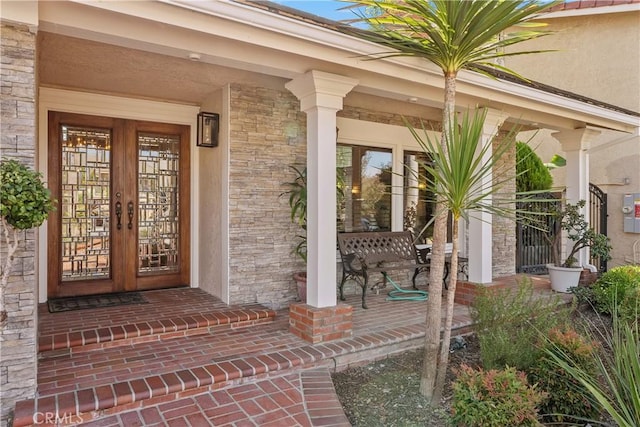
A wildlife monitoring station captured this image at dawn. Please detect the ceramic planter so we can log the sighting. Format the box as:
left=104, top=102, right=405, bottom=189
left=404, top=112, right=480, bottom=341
left=293, top=272, right=307, bottom=303
left=547, top=264, right=582, bottom=293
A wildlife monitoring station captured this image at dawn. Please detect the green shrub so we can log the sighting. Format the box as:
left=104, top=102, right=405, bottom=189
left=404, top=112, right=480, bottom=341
left=592, top=265, right=640, bottom=315
left=451, top=364, right=546, bottom=427
left=530, top=327, right=599, bottom=423
left=471, top=278, right=570, bottom=371
left=619, top=286, right=640, bottom=326
left=516, top=142, right=552, bottom=193
left=546, top=312, right=640, bottom=427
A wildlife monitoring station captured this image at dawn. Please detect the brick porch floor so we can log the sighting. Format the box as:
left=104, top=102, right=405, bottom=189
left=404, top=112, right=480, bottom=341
left=13, top=275, right=554, bottom=426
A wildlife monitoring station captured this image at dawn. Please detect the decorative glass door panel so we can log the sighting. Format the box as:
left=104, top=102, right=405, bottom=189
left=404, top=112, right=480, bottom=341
left=138, top=133, right=180, bottom=274
left=48, top=112, right=190, bottom=298
left=60, top=126, right=112, bottom=281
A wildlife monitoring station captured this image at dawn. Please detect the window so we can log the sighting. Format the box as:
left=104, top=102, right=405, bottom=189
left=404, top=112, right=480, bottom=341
left=337, top=144, right=392, bottom=232
left=403, top=150, right=453, bottom=243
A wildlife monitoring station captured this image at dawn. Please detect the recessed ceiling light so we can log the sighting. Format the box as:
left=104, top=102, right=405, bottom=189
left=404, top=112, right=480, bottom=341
left=408, top=97, right=418, bottom=103
left=188, top=53, right=201, bottom=61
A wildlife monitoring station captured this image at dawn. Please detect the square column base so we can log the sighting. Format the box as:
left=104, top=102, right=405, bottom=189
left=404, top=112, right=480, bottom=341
left=289, top=303, right=353, bottom=344
left=454, top=275, right=552, bottom=306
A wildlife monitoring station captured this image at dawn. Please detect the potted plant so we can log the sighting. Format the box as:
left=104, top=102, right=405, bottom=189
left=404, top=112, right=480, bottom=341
left=281, top=165, right=344, bottom=302
left=0, top=159, right=55, bottom=325
left=281, top=165, right=308, bottom=302
left=544, top=200, right=611, bottom=293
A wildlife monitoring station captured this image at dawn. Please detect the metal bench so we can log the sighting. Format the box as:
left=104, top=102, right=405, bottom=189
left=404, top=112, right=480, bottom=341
left=337, top=231, right=430, bottom=309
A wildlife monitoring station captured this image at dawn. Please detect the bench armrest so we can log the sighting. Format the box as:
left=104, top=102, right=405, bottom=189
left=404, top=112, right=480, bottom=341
left=342, top=252, right=367, bottom=274
left=415, top=246, right=431, bottom=264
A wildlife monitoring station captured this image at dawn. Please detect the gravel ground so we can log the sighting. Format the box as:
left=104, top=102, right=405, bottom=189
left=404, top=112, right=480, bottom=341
left=331, top=334, right=481, bottom=427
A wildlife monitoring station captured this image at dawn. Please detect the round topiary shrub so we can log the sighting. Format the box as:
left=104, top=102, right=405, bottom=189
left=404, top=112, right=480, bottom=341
left=592, top=265, right=640, bottom=315
left=516, top=142, right=553, bottom=193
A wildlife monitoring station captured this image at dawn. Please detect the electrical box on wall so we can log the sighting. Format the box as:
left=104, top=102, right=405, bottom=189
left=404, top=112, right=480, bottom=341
left=623, top=193, right=640, bottom=233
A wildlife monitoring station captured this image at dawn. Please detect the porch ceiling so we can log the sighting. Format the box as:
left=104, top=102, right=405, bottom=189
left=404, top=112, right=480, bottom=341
left=35, top=0, right=639, bottom=134
left=38, top=32, right=287, bottom=105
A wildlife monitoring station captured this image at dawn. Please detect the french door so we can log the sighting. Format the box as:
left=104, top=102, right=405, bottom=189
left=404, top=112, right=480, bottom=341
left=47, top=112, right=190, bottom=298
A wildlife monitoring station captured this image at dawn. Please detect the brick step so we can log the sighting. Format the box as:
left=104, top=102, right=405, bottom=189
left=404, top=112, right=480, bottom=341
left=37, top=307, right=276, bottom=354
left=14, top=316, right=452, bottom=426
left=15, top=368, right=350, bottom=427
left=13, top=345, right=335, bottom=426
left=93, top=369, right=349, bottom=427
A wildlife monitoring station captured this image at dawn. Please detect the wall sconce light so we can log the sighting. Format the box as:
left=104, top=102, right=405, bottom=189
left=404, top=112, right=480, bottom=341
left=197, top=112, right=219, bottom=147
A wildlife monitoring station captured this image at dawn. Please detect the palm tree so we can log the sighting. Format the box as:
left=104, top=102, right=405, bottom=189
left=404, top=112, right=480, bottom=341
left=346, top=0, right=557, bottom=402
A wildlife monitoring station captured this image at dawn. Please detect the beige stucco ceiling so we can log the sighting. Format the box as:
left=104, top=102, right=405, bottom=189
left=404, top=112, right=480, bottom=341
left=38, top=31, right=287, bottom=105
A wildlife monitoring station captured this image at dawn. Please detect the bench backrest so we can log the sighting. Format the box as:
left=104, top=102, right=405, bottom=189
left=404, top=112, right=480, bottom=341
left=337, top=231, right=417, bottom=265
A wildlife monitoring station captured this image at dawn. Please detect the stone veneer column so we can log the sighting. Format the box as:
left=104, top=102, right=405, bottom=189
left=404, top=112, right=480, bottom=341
left=552, top=128, right=601, bottom=267
left=492, top=130, right=517, bottom=277
left=0, top=13, right=39, bottom=426
left=467, top=109, right=509, bottom=283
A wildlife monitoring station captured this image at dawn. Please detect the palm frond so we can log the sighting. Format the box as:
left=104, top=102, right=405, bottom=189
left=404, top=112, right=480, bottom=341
left=343, top=0, right=559, bottom=77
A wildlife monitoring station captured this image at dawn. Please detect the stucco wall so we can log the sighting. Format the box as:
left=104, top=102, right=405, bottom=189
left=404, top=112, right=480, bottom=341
left=0, top=22, right=38, bottom=426
left=507, top=11, right=640, bottom=112
left=507, top=9, right=640, bottom=268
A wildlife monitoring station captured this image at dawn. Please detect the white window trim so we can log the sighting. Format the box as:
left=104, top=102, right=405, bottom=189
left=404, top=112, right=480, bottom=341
left=336, top=117, right=440, bottom=232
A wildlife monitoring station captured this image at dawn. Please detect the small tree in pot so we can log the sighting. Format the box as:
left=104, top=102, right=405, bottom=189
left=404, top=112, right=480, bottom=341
left=1, top=159, right=55, bottom=325
left=545, top=200, right=611, bottom=292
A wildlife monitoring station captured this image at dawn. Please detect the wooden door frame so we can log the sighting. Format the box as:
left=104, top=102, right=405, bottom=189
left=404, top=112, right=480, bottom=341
left=47, top=111, right=190, bottom=298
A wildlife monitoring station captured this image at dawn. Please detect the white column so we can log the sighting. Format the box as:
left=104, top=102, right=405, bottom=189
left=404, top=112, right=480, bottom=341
left=468, top=108, right=509, bottom=283
left=286, top=71, right=358, bottom=308
left=552, top=128, right=601, bottom=267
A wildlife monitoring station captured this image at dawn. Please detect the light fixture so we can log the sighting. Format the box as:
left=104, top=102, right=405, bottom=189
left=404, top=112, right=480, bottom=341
left=197, top=112, right=219, bottom=148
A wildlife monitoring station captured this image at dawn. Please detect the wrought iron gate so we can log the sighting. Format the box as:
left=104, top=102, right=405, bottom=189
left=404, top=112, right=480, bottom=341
left=589, top=183, right=608, bottom=272
left=516, top=193, right=560, bottom=274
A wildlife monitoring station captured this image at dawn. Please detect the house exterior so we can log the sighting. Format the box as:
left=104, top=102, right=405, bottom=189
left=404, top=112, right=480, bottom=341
left=506, top=0, right=640, bottom=267
left=1, top=0, right=638, bottom=422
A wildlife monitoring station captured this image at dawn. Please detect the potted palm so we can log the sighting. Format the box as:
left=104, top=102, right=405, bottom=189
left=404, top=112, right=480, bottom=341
left=1, top=159, right=55, bottom=325
left=281, top=165, right=344, bottom=302
left=545, top=200, right=611, bottom=293
left=281, top=165, right=308, bottom=302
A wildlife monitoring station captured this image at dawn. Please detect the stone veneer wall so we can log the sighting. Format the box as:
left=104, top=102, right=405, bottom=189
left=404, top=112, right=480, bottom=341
left=492, top=131, right=517, bottom=277
left=338, top=106, right=441, bottom=131
left=226, top=83, right=516, bottom=307
left=227, top=83, right=307, bottom=309
left=0, top=22, right=38, bottom=426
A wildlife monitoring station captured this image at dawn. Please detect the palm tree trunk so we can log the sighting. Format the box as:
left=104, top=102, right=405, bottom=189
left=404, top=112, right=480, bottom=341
left=434, top=215, right=460, bottom=401
left=420, top=73, right=457, bottom=401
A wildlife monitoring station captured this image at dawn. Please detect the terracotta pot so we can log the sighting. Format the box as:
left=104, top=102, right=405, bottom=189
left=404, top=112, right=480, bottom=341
left=547, top=264, right=582, bottom=293
left=293, top=272, right=307, bottom=303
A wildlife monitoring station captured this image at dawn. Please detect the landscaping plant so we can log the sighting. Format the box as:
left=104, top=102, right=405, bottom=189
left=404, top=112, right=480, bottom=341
left=546, top=310, right=640, bottom=427
left=592, top=265, right=640, bottom=317
left=0, top=158, right=55, bottom=325
left=470, top=277, right=570, bottom=371
left=544, top=200, right=612, bottom=268
left=516, top=142, right=553, bottom=193
left=530, top=327, right=600, bottom=424
left=347, top=0, right=556, bottom=402
left=451, top=364, right=546, bottom=427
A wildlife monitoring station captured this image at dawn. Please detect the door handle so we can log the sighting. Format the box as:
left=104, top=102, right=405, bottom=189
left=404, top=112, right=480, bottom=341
left=127, top=201, right=134, bottom=230
left=115, top=201, right=122, bottom=230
